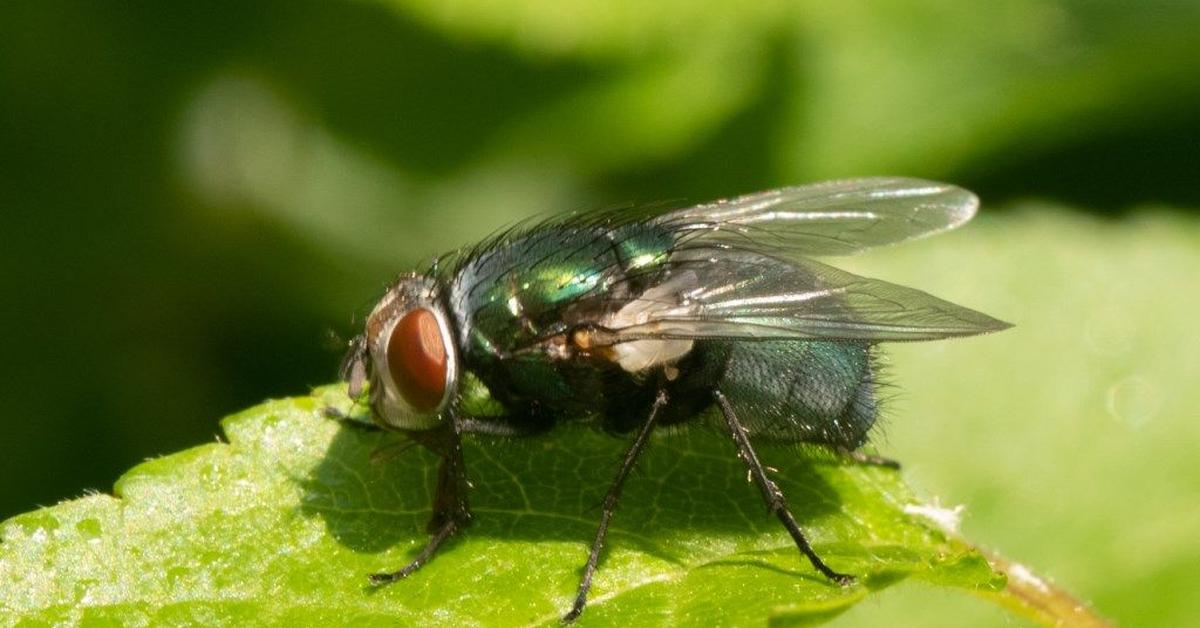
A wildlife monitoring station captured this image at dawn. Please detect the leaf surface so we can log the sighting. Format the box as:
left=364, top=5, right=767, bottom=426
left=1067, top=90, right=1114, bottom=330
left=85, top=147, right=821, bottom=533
left=1, top=388, right=1012, bottom=626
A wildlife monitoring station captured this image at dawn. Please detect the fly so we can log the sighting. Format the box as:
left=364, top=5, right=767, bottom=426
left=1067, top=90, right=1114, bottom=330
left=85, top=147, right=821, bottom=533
left=337, top=177, right=1011, bottom=622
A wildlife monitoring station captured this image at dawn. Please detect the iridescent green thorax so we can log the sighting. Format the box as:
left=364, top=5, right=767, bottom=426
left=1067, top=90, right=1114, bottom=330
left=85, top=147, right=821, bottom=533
left=443, top=221, right=673, bottom=417
left=450, top=224, right=672, bottom=352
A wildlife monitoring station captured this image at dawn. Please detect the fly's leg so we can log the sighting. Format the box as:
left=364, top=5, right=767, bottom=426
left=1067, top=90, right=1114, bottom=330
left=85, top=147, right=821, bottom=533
left=457, top=417, right=553, bottom=437
left=563, top=390, right=669, bottom=623
left=369, top=438, right=420, bottom=466
left=834, top=446, right=901, bottom=470
left=322, top=406, right=419, bottom=468
left=714, top=390, right=855, bottom=586
left=321, top=405, right=379, bottom=430
left=367, top=517, right=460, bottom=584
left=368, top=424, right=472, bottom=585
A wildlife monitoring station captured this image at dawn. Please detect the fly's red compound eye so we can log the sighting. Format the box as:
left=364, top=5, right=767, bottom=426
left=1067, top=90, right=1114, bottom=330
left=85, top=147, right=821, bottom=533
left=386, top=308, right=448, bottom=411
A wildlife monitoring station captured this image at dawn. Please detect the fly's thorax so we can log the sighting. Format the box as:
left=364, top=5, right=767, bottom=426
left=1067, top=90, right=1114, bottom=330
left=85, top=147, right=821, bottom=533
left=348, top=274, right=460, bottom=430
left=446, top=222, right=678, bottom=362
left=493, top=266, right=703, bottom=377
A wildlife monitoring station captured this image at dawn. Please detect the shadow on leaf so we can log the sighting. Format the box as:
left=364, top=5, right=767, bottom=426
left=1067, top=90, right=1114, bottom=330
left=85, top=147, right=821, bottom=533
left=300, top=419, right=844, bottom=564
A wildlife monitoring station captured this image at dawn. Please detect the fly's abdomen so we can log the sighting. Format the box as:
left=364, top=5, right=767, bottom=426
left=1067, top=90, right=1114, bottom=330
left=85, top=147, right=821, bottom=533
left=713, top=340, right=878, bottom=448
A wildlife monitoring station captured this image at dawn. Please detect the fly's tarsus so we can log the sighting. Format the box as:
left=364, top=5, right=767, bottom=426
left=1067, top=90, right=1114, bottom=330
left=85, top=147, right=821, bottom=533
left=368, top=518, right=462, bottom=586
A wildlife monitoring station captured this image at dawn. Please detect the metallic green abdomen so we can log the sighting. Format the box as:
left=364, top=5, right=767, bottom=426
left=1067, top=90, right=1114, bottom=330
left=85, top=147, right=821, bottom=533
left=720, top=340, right=877, bottom=447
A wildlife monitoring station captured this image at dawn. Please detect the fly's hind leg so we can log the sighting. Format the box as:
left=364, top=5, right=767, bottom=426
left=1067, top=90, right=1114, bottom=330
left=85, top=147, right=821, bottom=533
left=714, top=390, right=855, bottom=586
left=368, top=424, right=472, bottom=585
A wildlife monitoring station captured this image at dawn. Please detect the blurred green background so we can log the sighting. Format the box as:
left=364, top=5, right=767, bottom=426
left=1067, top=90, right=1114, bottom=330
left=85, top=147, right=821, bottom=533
left=1, top=1, right=1197, bottom=625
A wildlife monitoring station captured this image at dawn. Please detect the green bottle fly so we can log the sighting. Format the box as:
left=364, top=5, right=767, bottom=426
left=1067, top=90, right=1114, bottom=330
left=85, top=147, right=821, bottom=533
left=339, top=177, right=1010, bottom=621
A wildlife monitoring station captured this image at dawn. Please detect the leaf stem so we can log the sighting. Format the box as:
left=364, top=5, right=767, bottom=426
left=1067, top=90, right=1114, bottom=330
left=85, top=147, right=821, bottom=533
left=979, top=549, right=1112, bottom=627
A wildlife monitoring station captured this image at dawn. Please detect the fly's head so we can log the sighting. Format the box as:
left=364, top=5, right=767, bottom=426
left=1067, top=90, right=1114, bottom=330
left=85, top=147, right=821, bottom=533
left=342, top=274, right=458, bottom=431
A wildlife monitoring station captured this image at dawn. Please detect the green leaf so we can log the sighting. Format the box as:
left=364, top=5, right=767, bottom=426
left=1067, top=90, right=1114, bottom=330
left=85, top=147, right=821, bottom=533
left=3, top=383, right=1064, bottom=626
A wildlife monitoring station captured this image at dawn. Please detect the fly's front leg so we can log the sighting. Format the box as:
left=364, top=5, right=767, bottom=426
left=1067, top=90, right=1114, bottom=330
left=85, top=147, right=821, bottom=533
left=714, top=390, right=854, bottom=586
left=368, top=423, right=472, bottom=585
left=321, top=402, right=378, bottom=430
left=367, top=515, right=461, bottom=585
left=563, top=389, right=669, bottom=623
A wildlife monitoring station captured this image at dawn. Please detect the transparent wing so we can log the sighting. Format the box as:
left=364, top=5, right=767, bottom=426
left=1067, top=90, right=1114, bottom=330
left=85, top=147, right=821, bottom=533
left=588, top=249, right=1010, bottom=345
left=659, top=177, right=979, bottom=256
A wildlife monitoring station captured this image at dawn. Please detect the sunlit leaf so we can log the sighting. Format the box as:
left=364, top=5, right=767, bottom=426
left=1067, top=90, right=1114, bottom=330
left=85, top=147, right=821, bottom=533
left=1, top=387, right=1024, bottom=625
